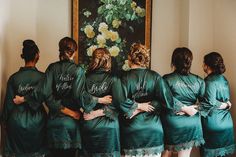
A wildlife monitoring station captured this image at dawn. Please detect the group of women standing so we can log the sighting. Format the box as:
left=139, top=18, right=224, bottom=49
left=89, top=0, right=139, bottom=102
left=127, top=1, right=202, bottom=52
left=1, top=37, right=235, bottom=157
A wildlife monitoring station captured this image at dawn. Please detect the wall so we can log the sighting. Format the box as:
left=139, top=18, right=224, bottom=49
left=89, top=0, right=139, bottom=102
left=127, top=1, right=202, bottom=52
left=213, top=0, right=236, bottom=132
left=151, top=0, right=181, bottom=75
left=1, top=0, right=236, bottom=157
left=0, top=0, right=71, bottom=104
left=152, top=0, right=236, bottom=156
left=188, top=0, right=214, bottom=75
left=0, top=1, right=71, bottom=152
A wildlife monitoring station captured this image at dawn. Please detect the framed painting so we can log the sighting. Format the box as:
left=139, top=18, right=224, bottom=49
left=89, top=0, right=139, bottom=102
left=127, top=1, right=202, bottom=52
left=72, top=0, right=152, bottom=71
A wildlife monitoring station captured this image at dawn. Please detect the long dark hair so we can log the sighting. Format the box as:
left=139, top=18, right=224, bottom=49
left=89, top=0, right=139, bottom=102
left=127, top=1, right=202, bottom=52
left=204, top=52, right=226, bottom=74
left=171, top=47, right=193, bottom=75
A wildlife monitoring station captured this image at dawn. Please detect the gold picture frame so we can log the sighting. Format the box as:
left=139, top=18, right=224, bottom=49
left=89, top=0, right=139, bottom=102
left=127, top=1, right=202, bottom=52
left=72, top=0, right=152, bottom=69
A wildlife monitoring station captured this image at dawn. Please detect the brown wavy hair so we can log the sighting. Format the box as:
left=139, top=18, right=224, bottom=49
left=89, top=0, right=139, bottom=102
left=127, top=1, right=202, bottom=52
left=204, top=52, right=226, bottom=74
left=59, top=37, right=77, bottom=60
left=129, top=43, right=150, bottom=67
left=87, top=48, right=111, bottom=72
left=171, top=47, right=193, bottom=75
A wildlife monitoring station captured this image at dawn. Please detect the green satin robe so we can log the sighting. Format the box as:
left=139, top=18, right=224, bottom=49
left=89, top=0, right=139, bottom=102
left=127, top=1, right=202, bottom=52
left=25, top=60, right=97, bottom=150
left=119, top=68, right=178, bottom=156
left=1, top=67, right=47, bottom=157
left=81, top=69, right=120, bottom=157
left=162, top=72, right=205, bottom=151
left=201, top=74, right=236, bottom=157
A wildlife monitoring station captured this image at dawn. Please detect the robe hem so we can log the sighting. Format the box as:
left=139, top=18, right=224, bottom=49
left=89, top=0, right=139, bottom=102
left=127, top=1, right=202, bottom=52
left=202, top=144, right=236, bottom=157
left=122, top=145, right=164, bottom=156
left=165, top=138, right=205, bottom=151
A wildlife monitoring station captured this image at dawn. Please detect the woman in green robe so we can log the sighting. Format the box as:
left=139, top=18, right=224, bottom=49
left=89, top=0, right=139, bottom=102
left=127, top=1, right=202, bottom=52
left=118, top=43, right=186, bottom=157
left=1, top=40, right=47, bottom=157
left=13, top=37, right=111, bottom=157
left=81, top=48, right=121, bottom=157
left=161, top=47, right=205, bottom=157
left=201, top=52, right=236, bottom=157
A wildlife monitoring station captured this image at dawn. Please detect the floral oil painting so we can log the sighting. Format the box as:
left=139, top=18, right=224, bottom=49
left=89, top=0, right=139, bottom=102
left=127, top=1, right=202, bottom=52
left=72, top=0, right=152, bottom=72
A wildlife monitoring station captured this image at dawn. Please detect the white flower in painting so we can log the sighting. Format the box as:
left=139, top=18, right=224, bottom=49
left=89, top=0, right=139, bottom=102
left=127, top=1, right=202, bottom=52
left=139, top=8, right=146, bottom=17
left=122, top=60, right=130, bottom=71
left=136, top=7, right=145, bottom=17
left=102, top=30, right=110, bottom=40
left=112, top=19, right=122, bottom=29
left=109, top=31, right=119, bottom=42
left=98, top=22, right=108, bottom=33
left=106, top=4, right=113, bottom=9
left=87, top=31, right=95, bottom=38
left=87, top=45, right=98, bottom=56
left=109, top=46, right=120, bottom=57
left=84, top=25, right=95, bottom=38
left=83, top=11, right=92, bottom=17
left=96, top=34, right=106, bottom=46
left=98, top=44, right=105, bottom=48
left=135, top=6, right=142, bottom=14
left=131, top=1, right=137, bottom=9
left=84, top=25, right=94, bottom=34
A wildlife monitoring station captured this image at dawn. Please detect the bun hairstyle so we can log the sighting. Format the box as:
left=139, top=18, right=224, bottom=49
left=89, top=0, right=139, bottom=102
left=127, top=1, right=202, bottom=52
left=59, top=37, right=77, bottom=60
left=21, top=39, right=39, bottom=62
left=171, top=47, right=193, bottom=75
left=87, top=48, right=111, bottom=72
left=204, top=52, right=226, bottom=74
left=129, top=43, right=150, bottom=68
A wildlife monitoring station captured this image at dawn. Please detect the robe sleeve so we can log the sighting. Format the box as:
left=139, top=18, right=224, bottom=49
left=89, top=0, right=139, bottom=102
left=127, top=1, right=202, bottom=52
left=119, top=74, right=176, bottom=118
left=102, top=77, right=120, bottom=120
left=198, top=79, right=205, bottom=102
left=200, top=80, right=221, bottom=117
left=25, top=65, right=63, bottom=113
left=1, top=78, right=15, bottom=123
left=150, top=100, right=163, bottom=115
left=116, top=76, right=138, bottom=119
left=72, top=67, right=98, bottom=113
left=155, top=76, right=182, bottom=111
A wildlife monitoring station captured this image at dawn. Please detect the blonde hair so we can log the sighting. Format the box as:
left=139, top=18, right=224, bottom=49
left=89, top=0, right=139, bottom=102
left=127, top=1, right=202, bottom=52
left=129, top=43, right=150, bottom=67
left=88, top=48, right=111, bottom=72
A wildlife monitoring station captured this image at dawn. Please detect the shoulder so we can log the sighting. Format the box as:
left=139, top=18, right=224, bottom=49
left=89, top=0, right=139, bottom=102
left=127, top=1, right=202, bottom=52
left=46, top=61, right=60, bottom=71
left=204, top=75, right=220, bottom=89
left=163, top=72, right=178, bottom=83
left=148, top=69, right=161, bottom=76
left=111, top=74, right=121, bottom=83
left=189, top=73, right=204, bottom=83
left=119, top=70, right=129, bottom=79
left=163, top=72, right=174, bottom=80
left=148, top=69, right=162, bottom=81
left=76, top=64, right=86, bottom=73
left=34, top=68, right=44, bottom=75
left=204, top=74, right=218, bottom=82
left=7, top=71, right=19, bottom=84
left=206, top=74, right=228, bottom=84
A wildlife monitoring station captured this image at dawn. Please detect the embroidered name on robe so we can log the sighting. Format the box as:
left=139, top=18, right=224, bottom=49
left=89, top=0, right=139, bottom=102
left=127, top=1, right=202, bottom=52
left=18, top=84, right=34, bottom=93
left=132, top=81, right=148, bottom=99
left=88, top=82, right=109, bottom=94
left=56, top=74, right=74, bottom=91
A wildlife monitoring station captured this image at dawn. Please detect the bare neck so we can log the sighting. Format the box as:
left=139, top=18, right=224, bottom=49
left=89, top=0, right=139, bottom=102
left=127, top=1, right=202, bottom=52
left=25, top=61, right=36, bottom=67
left=130, top=64, right=144, bottom=69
